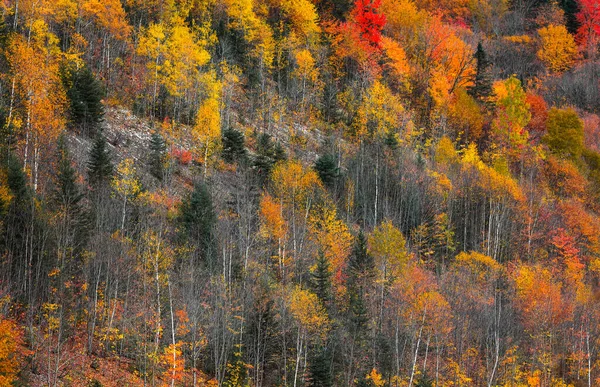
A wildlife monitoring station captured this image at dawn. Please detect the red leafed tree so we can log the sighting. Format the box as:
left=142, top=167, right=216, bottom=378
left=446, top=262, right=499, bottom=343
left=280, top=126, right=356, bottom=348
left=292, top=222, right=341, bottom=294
left=576, top=0, right=600, bottom=54
left=351, top=0, right=386, bottom=48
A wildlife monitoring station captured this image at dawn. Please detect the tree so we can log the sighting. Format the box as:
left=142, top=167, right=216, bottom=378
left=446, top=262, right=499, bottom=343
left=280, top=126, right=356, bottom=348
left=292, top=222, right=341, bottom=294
left=148, top=132, right=167, bottom=181
left=87, top=134, right=114, bottom=186
left=314, top=154, right=339, bottom=188
left=492, top=76, right=531, bottom=154
left=64, top=64, right=105, bottom=132
left=544, top=107, right=584, bottom=160
left=179, top=182, right=216, bottom=267
left=311, top=252, right=332, bottom=305
left=347, top=232, right=375, bottom=333
left=221, top=127, right=247, bottom=164
left=537, top=24, right=578, bottom=73
left=351, top=0, right=387, bottom=49
left=252, top=133, right=286, bottom=183
left=576, top=0, right=600, bottom=57
left=308, top=347, right=333, bottom=387
left=0, top=318, right=26, bottom=386
left=468, top=42, right=493, bottom=104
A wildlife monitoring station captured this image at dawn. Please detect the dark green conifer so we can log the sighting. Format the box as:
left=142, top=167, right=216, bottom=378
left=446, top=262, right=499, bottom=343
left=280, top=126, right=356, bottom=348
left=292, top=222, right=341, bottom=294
left=149, top=132, right=167, bottom=180
left=222, top=127, right=247, bottom=164
left=308, top=347, right=333, bottom=387
left=311, top=251, right=332, bottom=305
left=65, top=65, right=105, bottom=131
left=87, top=134, right=113, bottom=186
left=468, top=42, right=493, bottom=104
left=253, top=133, right=286, bottom=182
left=314, top=154, right=338, bottom=187
left=179, top=182, right=216, bottom=265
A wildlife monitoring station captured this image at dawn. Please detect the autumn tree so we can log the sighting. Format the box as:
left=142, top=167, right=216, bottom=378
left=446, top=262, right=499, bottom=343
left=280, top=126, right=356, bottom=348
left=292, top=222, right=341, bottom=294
left=576, top=0, right=600, bottom=57
left=537, top=24, right=578, bottom=73
left=544, top=107, right=584, bottom=160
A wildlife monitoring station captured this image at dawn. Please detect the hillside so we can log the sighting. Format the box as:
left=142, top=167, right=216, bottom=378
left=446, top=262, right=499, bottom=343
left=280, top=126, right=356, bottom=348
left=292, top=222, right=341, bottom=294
left=2, top=0, right=600, bottom=386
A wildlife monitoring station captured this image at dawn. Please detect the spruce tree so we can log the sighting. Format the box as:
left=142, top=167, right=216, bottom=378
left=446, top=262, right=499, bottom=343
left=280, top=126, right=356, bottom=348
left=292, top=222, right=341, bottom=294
left=253, top=133, right=286, bottom=183
left=222, top=127, right=247, bottom=164
left=468, top=42, right=493, bottom=104
left=314, top=154, right=338, bottom=188
left=179, top=182, right=216, bottom=266
left=65, top=65, right=105, bottom=131
left=87, top=134, right=114, bottom=186
left=149, top=132, right=167, bottom=180
left=55, top=136, right=83, bottom=210
left=311, top=251, right=332, bottom=305
left=308, top=347, right=333, bottom=387
left=347, top=232, right=375, bottom=333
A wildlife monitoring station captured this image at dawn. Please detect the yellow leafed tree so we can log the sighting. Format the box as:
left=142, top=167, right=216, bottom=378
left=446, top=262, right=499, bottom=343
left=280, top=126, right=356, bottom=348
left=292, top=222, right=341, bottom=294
left=537, top=24, right=577, bottom=73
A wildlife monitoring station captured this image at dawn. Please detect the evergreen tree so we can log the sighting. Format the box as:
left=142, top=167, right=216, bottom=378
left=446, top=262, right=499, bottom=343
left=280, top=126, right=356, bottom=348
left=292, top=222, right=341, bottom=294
left=308, top=347, right=333, bottom=387
left=148, top=131, right=167, bottom=181
left=54, top=136, right=83, bottom=210
left=179, top=182, right=216, bottom=266
left=311, top=251, right=332, bottom=305
left=468, top=42, right=493, bottom=104
left=314, top=154, right=338, bottom=188
left=87, top=134, right=114, bottom=186
left=222, top=127, right=247, bottom=164
left=64, top=64, right=105, bottom=131
left=347, top=232, right=375, bottom=333
left=252, top=133, right=286, bottom=183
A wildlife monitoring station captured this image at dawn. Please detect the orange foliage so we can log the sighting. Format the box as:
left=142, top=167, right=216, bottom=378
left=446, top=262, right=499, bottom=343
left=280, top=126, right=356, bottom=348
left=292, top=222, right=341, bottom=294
left=543, top=156, right=587, bottom=199
left=525, top=93, right=548, bottom=136
left=0, top=318, right=26, bottom=386
left=259, top=193, right=287, bottom=242
left=511, top=263, right=569, bottom=331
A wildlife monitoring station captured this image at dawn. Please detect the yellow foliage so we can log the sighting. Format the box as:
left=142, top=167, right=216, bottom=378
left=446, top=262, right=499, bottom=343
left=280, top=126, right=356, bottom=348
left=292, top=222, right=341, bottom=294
left=293, top=49, right=319, bottom=84
left=366, top=368, right=385, bottom=387
left=309, top=201, right=352, bottom=279
left=278, top=0, right=320, bottom=38
left=356, top=80, right=404, bottom=140
left=223, top=0, right=275, bottom=67
left=137, top=16, right=210, bottom=98
left=271, top=159, right=321, bottom=208
left=288, top=286, right=329, bottom=337
left=537, top=24, right=577, bottom=73
left=369, top=219, right=409, bottom=281
left=460, top=144, right=524, bottom=202
left=112, top=158, right=142, bottom=200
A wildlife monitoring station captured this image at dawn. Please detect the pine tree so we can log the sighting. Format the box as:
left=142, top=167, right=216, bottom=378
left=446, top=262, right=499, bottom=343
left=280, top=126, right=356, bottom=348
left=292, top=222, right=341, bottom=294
left=149, top=132, right=167, bottom=181
left=65, top=65, right=105, bottom=131
left=308, top=347, right=333, bottom=387
left=179, top=182, right=216, bottom=267
left=87, top=134, right=114, bottom=186
left=311, top=251, right=332, bottom=305
left=468, top=42, right=493, bottom=104
left=314, top=154, right=338, bottom=188
left=222, top=127, right=247, bottom=164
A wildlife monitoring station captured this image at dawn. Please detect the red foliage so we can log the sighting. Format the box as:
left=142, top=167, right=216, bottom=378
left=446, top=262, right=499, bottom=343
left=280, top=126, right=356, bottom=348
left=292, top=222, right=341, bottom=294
left=171, top=147, right=193, bottom=165
left=351, top=0, right=386, bottom=49
left=576, top=0, right=600, bottom=49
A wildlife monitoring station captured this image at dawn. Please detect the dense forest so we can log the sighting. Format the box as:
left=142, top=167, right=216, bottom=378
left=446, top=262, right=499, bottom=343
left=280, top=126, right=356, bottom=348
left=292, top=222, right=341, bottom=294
left=1, top=0, right=600, bottom=386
